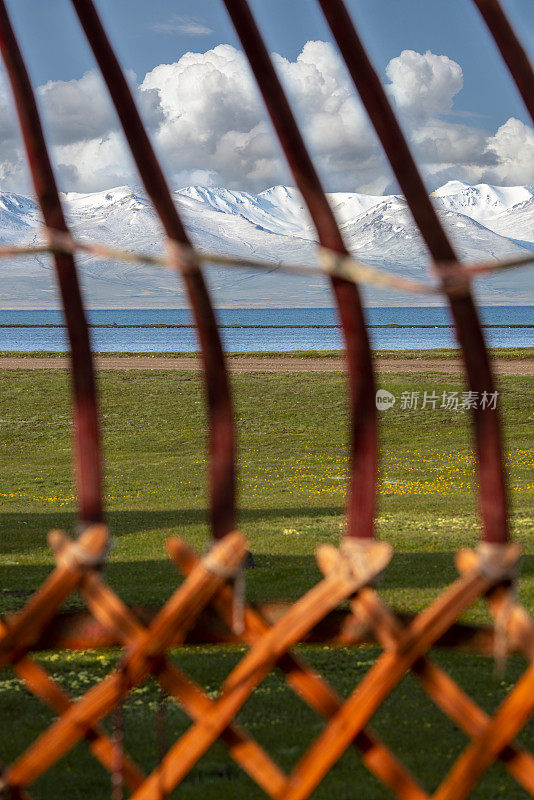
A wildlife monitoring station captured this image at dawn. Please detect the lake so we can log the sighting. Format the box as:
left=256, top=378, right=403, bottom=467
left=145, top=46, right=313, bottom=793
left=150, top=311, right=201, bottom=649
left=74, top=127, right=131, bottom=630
left=0, top=306, right=532, bottom=352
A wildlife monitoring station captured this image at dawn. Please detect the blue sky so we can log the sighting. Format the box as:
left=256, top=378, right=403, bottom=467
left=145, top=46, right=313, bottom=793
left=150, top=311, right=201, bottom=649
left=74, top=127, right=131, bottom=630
left=8, top=0, right=533, bottom=127
left=1, top=0, right=533, bottom=193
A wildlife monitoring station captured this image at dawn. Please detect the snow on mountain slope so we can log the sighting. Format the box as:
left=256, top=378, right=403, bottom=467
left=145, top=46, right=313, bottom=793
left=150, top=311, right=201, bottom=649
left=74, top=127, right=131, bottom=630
left=0, top=192, right=40, bottom=243
left=432, top=181, right=533, bottom=216
left=61, top=186, right=164, bottom=248
left=331, top=195, right=531, bottom=272
left=177, top=185, right=315, bottom=240
left=439, top=208, right=531, bottom=260
left=327, top=190, right=387, bottom=226
left=480, top=196, right=534, bottom=247
left=339, top=196, right=428, bottom=268
left=431, top=181, right=534, bottom=245
left=0, top=181, right=532, bottom=307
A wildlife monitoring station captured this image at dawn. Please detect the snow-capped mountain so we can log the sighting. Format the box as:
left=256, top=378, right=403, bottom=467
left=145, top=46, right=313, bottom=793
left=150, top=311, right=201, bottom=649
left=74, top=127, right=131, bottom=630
left=0, top=181, right=532, bottom=307
left=431, top=181, right=534, bottom=222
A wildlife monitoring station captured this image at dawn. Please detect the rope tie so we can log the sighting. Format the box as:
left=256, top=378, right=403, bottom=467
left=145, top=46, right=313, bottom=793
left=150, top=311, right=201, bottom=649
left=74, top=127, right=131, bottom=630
left=317, top=246, right=436, bottom=295
left=435, top=264, right=471, bottom=298
left=317, top=539, right=393, bottom=589
left=166, top=239, right=199, bottom=275
left=338, top=539, right=375, bottom=582
left=476, top=542, right=519, bottom=582
left=493, top=586, right=516, bottom=677
left=202, top=552, right=245, bottom=635
left=477, top=542, right=520, bottom=675
left=58, top=539, right=108, bottom=572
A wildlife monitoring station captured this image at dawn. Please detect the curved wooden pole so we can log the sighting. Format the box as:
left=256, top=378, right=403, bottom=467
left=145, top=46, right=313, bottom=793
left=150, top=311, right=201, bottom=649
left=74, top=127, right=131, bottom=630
left=0, top=1, right=103, bottom=524
left=472, top=0, right=534, bottom=124
left=222, top=0, right=377, bottom=540
left=71, top=0, right=235, bottom=540
left=317, top=0, right=508, bottom=544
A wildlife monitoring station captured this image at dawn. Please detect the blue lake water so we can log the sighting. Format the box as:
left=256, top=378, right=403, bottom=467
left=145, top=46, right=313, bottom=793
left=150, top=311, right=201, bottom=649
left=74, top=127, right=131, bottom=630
left=0, top=307, right=532, bottom=352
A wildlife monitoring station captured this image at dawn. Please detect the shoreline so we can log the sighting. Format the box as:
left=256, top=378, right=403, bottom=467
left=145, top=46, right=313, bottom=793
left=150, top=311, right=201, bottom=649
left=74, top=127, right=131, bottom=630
left=0, top=347, right=532, bottom=359
left=0, top=349, right=533, bottom=374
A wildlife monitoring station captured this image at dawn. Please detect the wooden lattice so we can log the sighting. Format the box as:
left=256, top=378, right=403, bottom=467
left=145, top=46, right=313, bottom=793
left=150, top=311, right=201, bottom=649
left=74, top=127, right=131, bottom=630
left=1, top=529, right=534, bottom=799
left=0, top=0, right=533, bottom=797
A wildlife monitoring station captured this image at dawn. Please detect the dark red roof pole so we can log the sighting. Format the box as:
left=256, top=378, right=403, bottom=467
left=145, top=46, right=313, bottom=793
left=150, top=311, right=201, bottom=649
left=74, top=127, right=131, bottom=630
left=71, top=0, right=235, bottom=541
left=222, top=0, right=377, bottom=540
left=317, top=0, right=508, bottom=544
left=472, top=0, right=534, bottom=124
left=0, top=1, right=103, bottom=525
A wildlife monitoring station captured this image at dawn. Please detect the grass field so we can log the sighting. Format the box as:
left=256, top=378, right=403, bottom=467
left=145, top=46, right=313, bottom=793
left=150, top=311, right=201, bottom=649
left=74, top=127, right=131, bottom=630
left=0, top=361, right=532, bottom=798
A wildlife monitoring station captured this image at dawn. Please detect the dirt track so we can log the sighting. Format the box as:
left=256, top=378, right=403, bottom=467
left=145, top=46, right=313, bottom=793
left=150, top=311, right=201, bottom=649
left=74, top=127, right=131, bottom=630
left=0, top=355, right=532, bottom=374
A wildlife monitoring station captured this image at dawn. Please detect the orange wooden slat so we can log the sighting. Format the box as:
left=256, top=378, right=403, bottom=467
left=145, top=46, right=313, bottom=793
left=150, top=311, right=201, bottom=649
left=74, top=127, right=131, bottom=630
left=79, top=538, right=287, bottom=797
left=168, top=537, right=428, bottom=800
left=128, top=550, right=376, bottom=799
left=351, top=587, right=534, bottom=794
left=0, top=526, right=106, bottom=667
left=433, top=663, right=534, bottom=800
left=278, top=566, right=509, bottom=800
left=5, top=533, right=246, bottom=791
left=1, top=630, right=143, bottom=791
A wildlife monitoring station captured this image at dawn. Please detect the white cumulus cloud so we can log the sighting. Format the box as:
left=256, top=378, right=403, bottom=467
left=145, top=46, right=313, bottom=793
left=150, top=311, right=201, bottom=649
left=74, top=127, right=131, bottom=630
left=483, top=117, right=534, bottom=184
left=0, top=42, right=532, bottom=194
left=386, top=49, right=463, bottom=119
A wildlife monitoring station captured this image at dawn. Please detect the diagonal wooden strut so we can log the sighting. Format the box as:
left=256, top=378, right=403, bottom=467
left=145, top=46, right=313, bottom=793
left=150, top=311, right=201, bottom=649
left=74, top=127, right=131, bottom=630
left=434, top=663, right=534, bottom=800
left=316, top=0, right=508, bottom=546
left=70, top=0, right=236, bottom=542
left=172, top=538, right=534, bottom=798
left=0, top=526, right=107, bottom=667
left=0, top=0, right=102, bottom=525
left=349, top=587, right=534, bottom=795
left=0, top=527, right=144, bottom=794
left=6, top=650, right=144, bottom=793
left=222, top=0, right=377, bottom=541
left=1, top=534, right=532, bottom=800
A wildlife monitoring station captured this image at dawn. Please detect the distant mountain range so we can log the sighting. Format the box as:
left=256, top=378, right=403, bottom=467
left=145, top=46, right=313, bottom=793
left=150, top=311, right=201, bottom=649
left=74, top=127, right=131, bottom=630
left=0, top=180, right=532, bottom=307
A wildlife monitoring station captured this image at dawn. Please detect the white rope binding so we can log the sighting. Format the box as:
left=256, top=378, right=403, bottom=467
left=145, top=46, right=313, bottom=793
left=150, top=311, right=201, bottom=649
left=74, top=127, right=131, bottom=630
left=49, top=525, right=109, bottom=572
left=477, top=541, right=520, bottom=675
left=202, top=551, right=245, bottom=636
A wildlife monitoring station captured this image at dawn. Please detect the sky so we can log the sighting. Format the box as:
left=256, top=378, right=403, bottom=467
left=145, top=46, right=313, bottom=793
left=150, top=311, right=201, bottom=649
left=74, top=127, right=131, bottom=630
left=1, top=0, right=533, bottom=196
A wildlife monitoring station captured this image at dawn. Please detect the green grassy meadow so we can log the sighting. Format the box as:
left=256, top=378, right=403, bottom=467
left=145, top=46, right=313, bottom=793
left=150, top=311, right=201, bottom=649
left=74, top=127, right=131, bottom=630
left=0, top=362, right=532, bottom=798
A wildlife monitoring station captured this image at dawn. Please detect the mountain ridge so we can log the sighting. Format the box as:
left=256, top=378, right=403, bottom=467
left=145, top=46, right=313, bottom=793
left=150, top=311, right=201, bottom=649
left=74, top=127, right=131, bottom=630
left=0, top=181, right=532, bottom=308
